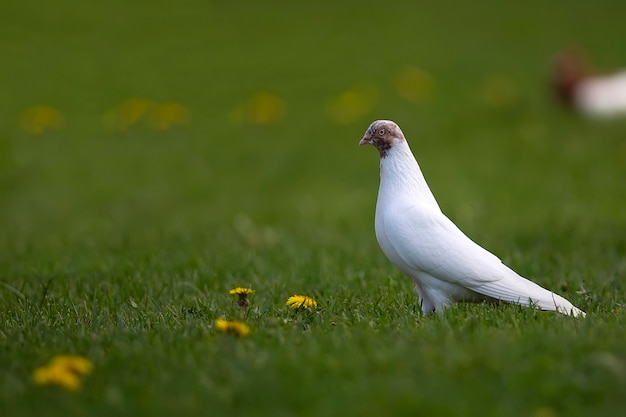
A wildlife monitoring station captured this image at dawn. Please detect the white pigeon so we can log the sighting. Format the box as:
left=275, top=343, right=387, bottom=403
left=554, top=51, right=626, bottom=118
left=360, top=120, right=586, bottom=317
left=574, top=72, right=626, bottom=117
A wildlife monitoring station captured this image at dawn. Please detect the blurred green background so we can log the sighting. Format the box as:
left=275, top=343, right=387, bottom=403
left=2, top=0, right=626, bottom=244
left=1, top=1, right=625, bottom=416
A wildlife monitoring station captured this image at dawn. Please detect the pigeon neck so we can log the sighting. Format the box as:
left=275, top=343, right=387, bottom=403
left=379, top=142, right=440, bottom=208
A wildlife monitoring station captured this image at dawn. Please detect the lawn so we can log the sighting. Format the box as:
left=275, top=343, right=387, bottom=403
left=1, top=1, right=625, bottom=416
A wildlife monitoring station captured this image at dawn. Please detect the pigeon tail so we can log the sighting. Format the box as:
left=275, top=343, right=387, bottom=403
left=520, top=286, right=586, bottom=317
left=473, top=269, right=587, bottom=317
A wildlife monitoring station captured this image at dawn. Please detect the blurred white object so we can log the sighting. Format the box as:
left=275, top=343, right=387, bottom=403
left=554, top=50, right=626, bottom=117
left=575, top=71, right=626, bottom=117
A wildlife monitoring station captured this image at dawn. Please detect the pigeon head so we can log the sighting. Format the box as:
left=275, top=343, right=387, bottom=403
left=359, top=120, right=406, bottom=158
left=553, top=50, right=590, bottom=105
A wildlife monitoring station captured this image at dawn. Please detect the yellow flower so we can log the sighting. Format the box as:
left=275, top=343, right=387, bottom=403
left=532, top=407, right=557, bottom=417
left=33, top=366, right=81, bottom=391
left=148, top=102, right=191, bottom=130
left=215, top=318, right=250, bottom=337
left=103, top=98, right=154, bottom=131
left=20, top=105, right=64, bottom=134
left=229, top=287, right=255, bottom=296
left=394, top=66, right=435, bottom=103
left=104, top=99, right=191, bottom=131
left=49, top=355, right=94, bottom=376
left=326, top=84, right=378, bottom=125
left=231, top=92, right=286, bottom=126
left=32, top=355, right=93, bottom=391
left=286, top=295, right=318, bottom=309
left=229, top=287, right=255, bottom=309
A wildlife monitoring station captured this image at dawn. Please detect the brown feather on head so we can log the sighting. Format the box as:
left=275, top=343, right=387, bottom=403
left=359, top=120, right=406, bottom=158
left=553, top=49, right=591, bottom=105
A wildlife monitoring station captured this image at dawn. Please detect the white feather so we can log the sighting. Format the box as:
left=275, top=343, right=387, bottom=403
left=575, top=71, right=626, bottom=117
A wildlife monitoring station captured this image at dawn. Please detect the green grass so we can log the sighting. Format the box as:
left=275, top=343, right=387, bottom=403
left=1, top=1, right=625, bottom=416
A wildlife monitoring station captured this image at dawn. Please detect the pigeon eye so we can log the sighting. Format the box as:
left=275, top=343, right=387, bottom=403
left=378, top=129, right=386, bottom=135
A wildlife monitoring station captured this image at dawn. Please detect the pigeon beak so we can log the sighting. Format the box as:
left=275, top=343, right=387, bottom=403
left=359, top=135, right=372, bottom=146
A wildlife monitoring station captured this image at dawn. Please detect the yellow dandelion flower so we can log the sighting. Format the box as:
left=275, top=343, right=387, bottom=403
left=229, top=287, right=255, bottom=296
left=232, top=91, right=286, bottom=126
left=229, top=287, right=255, bottom=313
left=395, top=66, right=435, bottom=103
left=49, top=355, right=94, bottom=376
left=215, top=318, right=229, bottom=332
left=532, top=407, right=557, bottom=417
left=148, top=102, right=191, bottom=130
left=286, top=295, right=318, bottom=309
left=32, top=355, right=93, bottom=391
left=326, top=84, right=378, bottom=125
left=103, top=98, right=155, bottom=132
left=20, top=105, right=64, bottom=134
left=33, top=365, right=81, bottom=391
left=215, top=318, right=250, bottom=337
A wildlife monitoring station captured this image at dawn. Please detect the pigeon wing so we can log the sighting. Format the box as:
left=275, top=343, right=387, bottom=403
left=380, top=202, right=552, bottom=303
